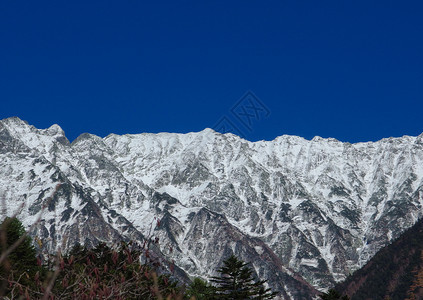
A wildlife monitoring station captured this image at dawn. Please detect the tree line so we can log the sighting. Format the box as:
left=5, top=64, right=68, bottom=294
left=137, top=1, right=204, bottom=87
left=0, top=217, right=280, bottom=299
left=0, top=217, right=350, bottom=299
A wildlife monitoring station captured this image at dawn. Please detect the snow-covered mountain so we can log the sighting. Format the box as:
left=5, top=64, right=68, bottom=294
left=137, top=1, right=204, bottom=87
left=1, top=117, right=423, bottom=298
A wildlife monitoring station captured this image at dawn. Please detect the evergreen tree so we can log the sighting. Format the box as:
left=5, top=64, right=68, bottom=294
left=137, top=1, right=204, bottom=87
left=0, top=217, right=40, bottom=295
left=1, top=217, right=37, bottom=262
left=211, top=255, right=277, bottom=299
left=186, top=277, right=216, bottom=300
left=319, top=288, right=349, bottom=300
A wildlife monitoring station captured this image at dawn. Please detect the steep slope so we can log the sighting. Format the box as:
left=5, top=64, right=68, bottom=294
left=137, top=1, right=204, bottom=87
left=0, top=117, right=317, bottom=299
left=336, top=217, right=423, bottom=300
left=1, top=117, right=423, bottom=297
left=102, top=125, right=423, bottom=288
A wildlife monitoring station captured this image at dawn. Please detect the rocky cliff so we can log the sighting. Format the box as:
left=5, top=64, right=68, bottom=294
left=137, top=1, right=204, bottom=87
left=1, top=117, right=423, bottom=298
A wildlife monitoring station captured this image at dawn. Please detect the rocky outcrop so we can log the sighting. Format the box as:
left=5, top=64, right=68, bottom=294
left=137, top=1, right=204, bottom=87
left=1, top=117, right=423, bottom=298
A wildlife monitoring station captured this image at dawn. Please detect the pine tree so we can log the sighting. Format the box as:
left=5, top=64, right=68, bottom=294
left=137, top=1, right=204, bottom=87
left=186, top=277, right=216, bottom=300
left=319, top=288, right=349, bottom=300
left=0, top=217, right=39, bottom=295
left=211, top=255, right=277, bottom=299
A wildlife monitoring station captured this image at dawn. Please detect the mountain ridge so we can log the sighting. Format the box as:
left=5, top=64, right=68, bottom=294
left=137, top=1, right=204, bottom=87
left=8, top=115, right=423, bottom=145
left=1, top=116, right=423, bottom=299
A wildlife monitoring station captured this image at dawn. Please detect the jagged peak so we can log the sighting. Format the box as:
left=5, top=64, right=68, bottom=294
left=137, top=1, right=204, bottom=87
left=71, top=132, right=103, bottom=146
left=45, top=124, right=65, bottom=135
left=2, top=117, right=423, bottom=296
left=1, top=117, right=66, bottom=138
left=104, top=128, right=226, bottom=151
left=273, top=134, right=308, bottom=144
left=0, top=117, right=71, bottom=147
left=39, top=123, right=69, bottom=144
left=199, top=128, right=217, bottom=135
left=311, top=135, right=341, bottom=143
left=3, top=117, right=422, bottom=147
left=1, top=116, right=30, bottom=128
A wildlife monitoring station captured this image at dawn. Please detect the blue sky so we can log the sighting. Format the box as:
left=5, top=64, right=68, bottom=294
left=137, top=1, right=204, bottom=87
left=1, top=1, right=422, bottom=143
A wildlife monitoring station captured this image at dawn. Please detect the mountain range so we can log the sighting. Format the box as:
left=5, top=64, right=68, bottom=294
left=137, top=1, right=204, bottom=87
left=1, top=116, right=423, bottom=299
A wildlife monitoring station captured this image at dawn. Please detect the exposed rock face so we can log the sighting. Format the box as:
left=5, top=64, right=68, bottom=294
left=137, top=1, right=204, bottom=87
left=1, top=117, right=423, bottom=298
left=336, top=217, right=423, bottom=299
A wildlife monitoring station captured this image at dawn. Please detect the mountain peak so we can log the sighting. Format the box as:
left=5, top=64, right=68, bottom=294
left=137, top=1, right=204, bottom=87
left=72, top=132, right=101, bottom=145
left=2, top=118, right=423, bottom=297
left=200, top=128, right=217, bottom=135
left=311, top=135, right=341, bottom=143
left=45, top=124, right=65, bottom=136
left=1, top=116, right=29, bottom=127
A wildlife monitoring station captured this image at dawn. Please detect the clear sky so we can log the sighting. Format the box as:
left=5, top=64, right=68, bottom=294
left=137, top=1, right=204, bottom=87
left=1, top=1, right=422, bottom=143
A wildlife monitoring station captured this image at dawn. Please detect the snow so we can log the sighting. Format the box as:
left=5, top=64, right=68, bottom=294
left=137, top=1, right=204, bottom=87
left=289, top=197, right=305, bottom=210
left=2, top=117, right=423, bottom=293
left=301, top=258, right=319, bottom=268
left=254, top=245, right=264, bottom=255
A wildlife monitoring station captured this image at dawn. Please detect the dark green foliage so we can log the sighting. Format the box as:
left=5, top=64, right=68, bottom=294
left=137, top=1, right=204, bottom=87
left=0, top=217, right=279, bottom=299
left=320, top=289, right=349, bottom=300
left=210, top=254, right=277, bottom=299
left=0, top=217, right=185, bottom=299
left=0, top=217, right=37, bottom=268
left=0, top=217, right=41, bottom=295
left=186, top=277, right=217, bottom=300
